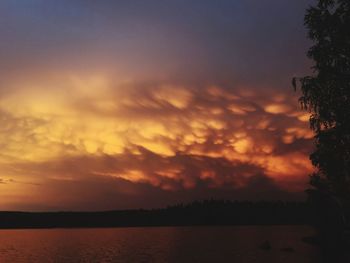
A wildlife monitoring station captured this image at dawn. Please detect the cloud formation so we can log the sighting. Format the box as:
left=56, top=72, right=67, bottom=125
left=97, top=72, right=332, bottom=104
left=0, top=0, right=315, bottom=210
left=0, top=75, right=313, bottom=210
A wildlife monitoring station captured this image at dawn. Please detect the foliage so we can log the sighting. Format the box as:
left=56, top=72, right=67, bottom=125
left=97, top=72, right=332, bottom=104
left=293, top=0, right=350, bottom=198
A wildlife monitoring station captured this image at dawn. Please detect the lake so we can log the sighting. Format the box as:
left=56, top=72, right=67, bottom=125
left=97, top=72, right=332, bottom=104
left=0, top=226, right=320, bottom=262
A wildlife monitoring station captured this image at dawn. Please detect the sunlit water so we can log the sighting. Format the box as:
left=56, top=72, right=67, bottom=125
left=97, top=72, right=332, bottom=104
left=0, top=226, right=320, bottom=263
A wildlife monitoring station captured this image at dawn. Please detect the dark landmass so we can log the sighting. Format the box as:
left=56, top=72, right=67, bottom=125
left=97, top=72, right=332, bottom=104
left=0, top=200, right=313, bottom=229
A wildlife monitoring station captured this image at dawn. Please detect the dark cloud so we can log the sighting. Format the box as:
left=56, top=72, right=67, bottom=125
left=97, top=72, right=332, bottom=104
left=7, top=134, right=309, bottom=211
left=0, top=0, right=313, bottom=86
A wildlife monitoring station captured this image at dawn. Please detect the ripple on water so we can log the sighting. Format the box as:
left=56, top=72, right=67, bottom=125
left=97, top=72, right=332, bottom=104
left=0, top=226, right=320, bottom=263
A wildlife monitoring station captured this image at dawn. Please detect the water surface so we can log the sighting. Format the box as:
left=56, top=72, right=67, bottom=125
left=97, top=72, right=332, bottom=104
left=0, top=226, right=320, bottom=262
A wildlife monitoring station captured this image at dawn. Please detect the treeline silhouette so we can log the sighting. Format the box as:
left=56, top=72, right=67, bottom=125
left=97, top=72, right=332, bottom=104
left=0, top=200, right=314, bottom=229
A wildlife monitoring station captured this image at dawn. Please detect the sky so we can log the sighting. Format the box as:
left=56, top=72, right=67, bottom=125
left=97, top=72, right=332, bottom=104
left=0, top=0, right=316, bottom=211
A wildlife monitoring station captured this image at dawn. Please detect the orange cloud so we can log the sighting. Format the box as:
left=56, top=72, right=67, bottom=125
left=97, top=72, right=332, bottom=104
left=0, top=75, right=314, bottom=210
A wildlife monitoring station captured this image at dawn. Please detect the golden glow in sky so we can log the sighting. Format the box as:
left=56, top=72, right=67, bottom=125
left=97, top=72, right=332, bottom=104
left=0, top=74, right=313, bottom=210
left=0, top=0, right=314, bottom=210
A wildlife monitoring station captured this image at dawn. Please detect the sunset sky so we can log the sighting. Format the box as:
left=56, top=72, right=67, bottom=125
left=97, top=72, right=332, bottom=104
left=0, top=0, right=315, bottom=211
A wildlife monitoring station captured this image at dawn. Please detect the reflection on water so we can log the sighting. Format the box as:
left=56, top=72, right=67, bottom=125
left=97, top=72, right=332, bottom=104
left=0, top=226, right=320, bottom=263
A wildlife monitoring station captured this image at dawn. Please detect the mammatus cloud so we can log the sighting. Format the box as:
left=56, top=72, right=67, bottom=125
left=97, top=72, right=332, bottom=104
left=0, top=75, right=313, bottom=210
left=0, top=0, right=316, bottom=210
